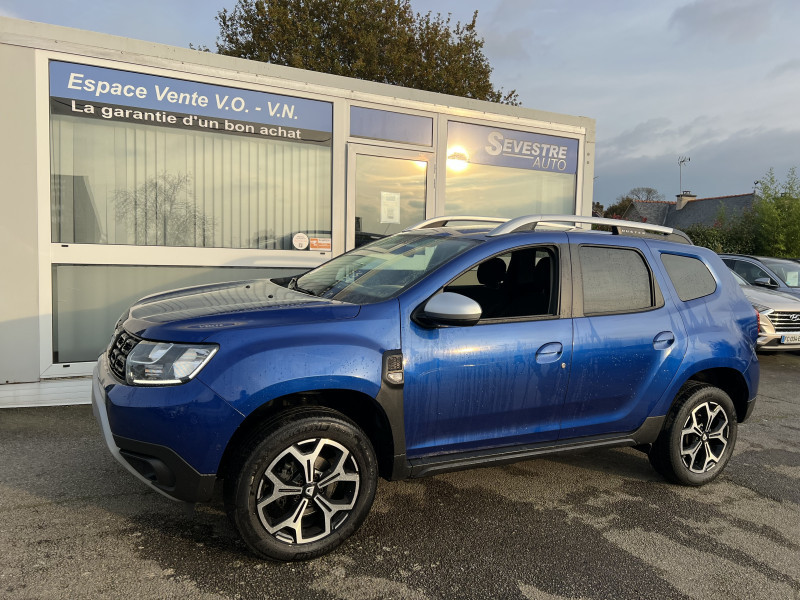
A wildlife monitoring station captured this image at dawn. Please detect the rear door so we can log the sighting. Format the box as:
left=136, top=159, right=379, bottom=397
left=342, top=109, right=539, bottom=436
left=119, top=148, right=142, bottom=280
left=559, top=236, right=688, bottom=439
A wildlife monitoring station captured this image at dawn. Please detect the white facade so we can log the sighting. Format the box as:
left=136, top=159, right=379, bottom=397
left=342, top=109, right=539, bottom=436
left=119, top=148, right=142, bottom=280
left=0, top=17, right=595, bottom=393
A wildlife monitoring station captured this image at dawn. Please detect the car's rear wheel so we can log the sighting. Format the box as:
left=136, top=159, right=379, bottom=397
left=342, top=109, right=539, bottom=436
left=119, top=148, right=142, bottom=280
left=225, top=408, right=378, bottom=561
left=649, top=382, right=738, bottom=486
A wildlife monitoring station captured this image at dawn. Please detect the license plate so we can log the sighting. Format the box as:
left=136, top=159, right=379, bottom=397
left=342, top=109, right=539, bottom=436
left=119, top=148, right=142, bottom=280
left=782, top=334, right=800, bottom=344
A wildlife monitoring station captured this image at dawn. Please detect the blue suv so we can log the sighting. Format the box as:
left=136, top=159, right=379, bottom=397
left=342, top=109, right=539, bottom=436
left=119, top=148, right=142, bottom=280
left=92, top=215, right=759, bottom=561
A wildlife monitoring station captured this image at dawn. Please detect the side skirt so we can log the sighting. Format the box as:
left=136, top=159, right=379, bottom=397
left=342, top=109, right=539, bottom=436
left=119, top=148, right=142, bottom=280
left=406, top=415, right=665, bottom=479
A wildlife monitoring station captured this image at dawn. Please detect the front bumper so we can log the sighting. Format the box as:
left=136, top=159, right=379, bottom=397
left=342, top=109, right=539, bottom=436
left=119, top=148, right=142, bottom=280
left=756, top=312, right=800, bottom=351
left=756, top=332, right=800, bottom=351
left=91, top=354, right=243, bottom=503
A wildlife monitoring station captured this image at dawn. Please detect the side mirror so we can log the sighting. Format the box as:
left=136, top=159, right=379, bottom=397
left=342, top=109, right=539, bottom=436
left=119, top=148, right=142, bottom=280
left=417, top=292, right=482, bottom=327
left=753, top=277, right=778, bottom=289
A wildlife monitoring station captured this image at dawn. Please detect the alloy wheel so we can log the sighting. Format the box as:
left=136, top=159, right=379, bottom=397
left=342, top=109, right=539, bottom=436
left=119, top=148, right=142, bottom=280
left=255, top=437, right=360, bottom=544
left=680, top=401, right=729, bottom=474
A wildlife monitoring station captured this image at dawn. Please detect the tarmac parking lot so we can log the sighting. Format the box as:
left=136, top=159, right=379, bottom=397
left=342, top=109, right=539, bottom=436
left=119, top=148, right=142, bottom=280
left=1, top=352, right=799, bottom=600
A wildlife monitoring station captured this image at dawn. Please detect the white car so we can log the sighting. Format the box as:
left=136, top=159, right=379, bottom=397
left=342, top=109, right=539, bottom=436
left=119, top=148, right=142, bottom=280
left=730, top=269, right=800, bottom=351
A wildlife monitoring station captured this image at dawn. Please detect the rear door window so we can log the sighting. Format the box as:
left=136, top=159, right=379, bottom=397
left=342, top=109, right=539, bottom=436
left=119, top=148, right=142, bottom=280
left=580, top=246, right=656, bottom=314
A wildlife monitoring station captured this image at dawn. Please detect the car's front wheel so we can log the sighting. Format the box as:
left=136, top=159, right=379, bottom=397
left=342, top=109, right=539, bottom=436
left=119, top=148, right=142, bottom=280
left=649, top=382, right=738, bottom=486
left=225, top=408, right=378, bottom=561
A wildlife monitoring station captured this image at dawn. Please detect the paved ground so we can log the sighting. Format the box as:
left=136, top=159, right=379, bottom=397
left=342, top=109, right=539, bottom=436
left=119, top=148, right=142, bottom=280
left=1, top=352, right=799, bottom=600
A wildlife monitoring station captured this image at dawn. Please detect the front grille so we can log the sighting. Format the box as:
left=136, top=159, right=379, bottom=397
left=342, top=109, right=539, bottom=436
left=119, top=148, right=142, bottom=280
left=769, top=311, right=800, bottom=333
left=108, top=330, right=141, bottom=381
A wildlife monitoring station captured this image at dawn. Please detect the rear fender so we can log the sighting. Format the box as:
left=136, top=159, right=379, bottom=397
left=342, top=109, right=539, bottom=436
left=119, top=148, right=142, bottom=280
left=651, top=353, right=758, bottom=422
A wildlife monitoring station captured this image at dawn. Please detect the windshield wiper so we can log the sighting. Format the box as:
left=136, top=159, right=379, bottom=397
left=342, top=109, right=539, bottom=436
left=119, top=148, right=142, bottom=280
left=288, top=277, right=316, bottom=296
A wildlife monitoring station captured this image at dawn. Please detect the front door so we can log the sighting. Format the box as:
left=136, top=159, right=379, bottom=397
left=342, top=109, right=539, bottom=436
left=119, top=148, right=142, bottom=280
left=400, top=238, right=572, bottom=457
left=346, top=145, right=434, bottom=250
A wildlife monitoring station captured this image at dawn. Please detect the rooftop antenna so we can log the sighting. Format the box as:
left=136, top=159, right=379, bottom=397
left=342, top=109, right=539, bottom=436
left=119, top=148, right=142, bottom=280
left=678, top=156, right=690, bottom=193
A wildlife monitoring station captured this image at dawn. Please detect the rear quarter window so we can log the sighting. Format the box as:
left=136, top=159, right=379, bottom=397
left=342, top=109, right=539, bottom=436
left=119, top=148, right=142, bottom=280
left=661, top=253, right=717, bottom=301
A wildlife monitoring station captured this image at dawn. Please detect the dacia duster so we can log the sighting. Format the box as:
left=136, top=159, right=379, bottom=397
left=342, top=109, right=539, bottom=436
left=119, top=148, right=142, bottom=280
left=92, top=215, right=759, bottom=561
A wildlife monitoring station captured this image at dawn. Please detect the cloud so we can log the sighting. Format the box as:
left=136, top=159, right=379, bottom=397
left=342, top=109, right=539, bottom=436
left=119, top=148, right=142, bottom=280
left=594, top=127, right=800, bottom=205
left=483, top=27, right=540, bottom=62
left=767, top=59, right=800, bottom=79
left=669, top=0, right=772, bottom=42
left=490, top=0, right=538, bottom=20
left=480, top=0, right=548, bottom=62
left=605, top=118, right=674, bottom=156
left=600, top=114, right=751, bottom=166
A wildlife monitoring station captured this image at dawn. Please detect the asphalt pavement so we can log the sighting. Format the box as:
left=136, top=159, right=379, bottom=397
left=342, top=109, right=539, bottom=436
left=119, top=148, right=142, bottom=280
left=1, top=352, right=799, bottom=600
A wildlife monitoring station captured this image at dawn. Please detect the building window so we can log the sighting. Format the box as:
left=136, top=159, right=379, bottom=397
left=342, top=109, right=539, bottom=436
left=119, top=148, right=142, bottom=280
left=51, top=264, right=284, bottom=363
left=445, top=121, right=578, bottom=218
left=46, top=60, right=336, bottom=364
left=49, top=61, right=333, bottom=251
left=350, top=107, right=433, bottom=146
left=50, top=119, right=331, bottom=249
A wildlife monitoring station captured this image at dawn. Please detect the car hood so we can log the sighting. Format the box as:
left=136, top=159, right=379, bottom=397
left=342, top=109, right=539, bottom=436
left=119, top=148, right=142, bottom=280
left=123, top=278, right=360, bottom=341
left=740, top=284, right=800, bottom=311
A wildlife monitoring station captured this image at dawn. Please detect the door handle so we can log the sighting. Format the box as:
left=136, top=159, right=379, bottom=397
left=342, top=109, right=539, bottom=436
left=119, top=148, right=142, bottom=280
left=536, top=342, right=563, bottom=364
left=653, top=331, right=675, bottom=350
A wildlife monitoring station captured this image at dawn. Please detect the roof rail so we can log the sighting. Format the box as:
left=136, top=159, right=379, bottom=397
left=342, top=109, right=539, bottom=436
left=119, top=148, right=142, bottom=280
left=487, top=214, right=692, bottom=244
left=404, top=216, right=509, bottom=231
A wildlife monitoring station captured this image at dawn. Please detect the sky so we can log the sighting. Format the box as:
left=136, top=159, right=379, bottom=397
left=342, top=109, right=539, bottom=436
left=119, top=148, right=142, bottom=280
left=2, top=0, right=799, bottom=209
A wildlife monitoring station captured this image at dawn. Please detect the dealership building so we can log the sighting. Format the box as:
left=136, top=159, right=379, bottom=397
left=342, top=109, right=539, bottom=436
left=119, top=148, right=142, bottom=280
left=0, top=17, right=595, bottom=405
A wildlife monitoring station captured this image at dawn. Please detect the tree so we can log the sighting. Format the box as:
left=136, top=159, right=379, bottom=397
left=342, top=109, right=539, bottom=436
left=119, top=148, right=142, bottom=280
left=685, top=211, right=756, bottom=255
left=210, top=0, right=519, bottom=104
left=115, top=173, right=215, bottom=247
left=603, top=187, right=665, bottom=219
left=752, top=167, right=800, bottom=257
left=603, top=196, right=632, bottom=219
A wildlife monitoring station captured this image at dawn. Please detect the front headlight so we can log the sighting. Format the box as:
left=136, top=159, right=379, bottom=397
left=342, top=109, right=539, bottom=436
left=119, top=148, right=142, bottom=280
left=751, top=303, right=770, bottom=314
left=125, top=341, right=218, bottom=386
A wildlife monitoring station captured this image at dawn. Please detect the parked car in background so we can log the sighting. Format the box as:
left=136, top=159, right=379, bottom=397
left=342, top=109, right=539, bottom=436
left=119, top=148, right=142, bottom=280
left=729, top=269, right=800, bottom=351
left=720, top=254, right=800, bottom=299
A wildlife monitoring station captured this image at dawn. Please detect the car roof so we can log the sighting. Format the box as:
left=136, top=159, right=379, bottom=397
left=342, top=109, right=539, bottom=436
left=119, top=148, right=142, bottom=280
left=721, top=254, right=798, bottom=265
left=402, top=214, right=693, bottom=245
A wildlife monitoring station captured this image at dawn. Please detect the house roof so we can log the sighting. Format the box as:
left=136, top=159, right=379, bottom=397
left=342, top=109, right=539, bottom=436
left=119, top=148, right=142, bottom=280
left=665, top=193, right=755, bottom=229
left=624, top=193, right=756, bottom=229
left=622, top=200, right=673, bottom=225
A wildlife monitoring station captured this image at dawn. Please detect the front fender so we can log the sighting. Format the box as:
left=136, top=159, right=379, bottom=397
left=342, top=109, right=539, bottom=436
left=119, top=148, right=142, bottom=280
left=197, top=302, right=401, bottom=417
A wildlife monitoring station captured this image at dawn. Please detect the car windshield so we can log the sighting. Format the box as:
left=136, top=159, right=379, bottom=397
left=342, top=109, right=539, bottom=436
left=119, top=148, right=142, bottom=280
left=289, top=233, right=479, bottom=304
left=761, top=258, right=800, bottom=288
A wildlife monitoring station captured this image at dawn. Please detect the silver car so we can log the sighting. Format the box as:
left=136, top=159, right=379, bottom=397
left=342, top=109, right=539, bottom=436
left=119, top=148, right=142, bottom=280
left=730, top=269, right=800, bottom=351
left=721, top=254, right=800, bottom=299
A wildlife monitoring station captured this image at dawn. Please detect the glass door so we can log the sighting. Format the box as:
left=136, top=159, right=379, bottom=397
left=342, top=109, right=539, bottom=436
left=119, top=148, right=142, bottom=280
left=346, top=145, right=434, bottom=250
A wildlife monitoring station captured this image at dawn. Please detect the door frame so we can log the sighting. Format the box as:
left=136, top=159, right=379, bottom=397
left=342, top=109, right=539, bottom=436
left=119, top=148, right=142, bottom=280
left=345, top=144, right=435, bottom=252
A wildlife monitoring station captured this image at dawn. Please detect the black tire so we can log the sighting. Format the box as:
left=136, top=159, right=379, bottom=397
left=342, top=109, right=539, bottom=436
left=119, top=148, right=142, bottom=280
left=224, top=407, right=378, bottom=561
left=649, top=382, right=738, bottom=486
